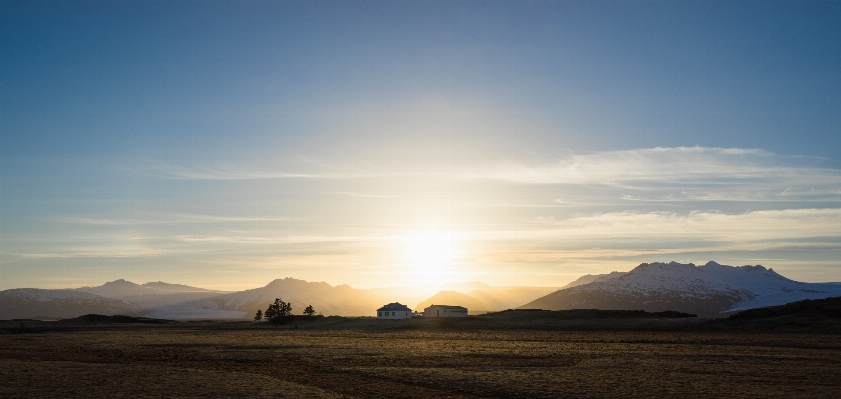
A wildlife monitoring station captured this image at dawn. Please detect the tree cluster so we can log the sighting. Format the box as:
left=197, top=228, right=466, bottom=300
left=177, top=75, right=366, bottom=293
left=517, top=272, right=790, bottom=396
left=254, top=299, right=318, bottom=323
left=264, top=298, right=292, bottom=322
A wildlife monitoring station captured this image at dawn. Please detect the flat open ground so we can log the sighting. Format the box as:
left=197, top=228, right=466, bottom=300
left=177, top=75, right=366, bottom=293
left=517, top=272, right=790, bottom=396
left=2, top=319, right=840, bottom=398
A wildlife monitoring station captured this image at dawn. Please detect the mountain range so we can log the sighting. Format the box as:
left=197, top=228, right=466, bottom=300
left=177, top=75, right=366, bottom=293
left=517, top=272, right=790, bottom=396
left=2, top=261, right=839, bottom=320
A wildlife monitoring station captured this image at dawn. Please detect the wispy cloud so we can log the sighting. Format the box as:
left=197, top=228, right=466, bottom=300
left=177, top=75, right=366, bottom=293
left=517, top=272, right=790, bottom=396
left=326, top=191, right=399, bottom=198
left=132, top=148, right=841, bottom=205
left=54, top=213, right=294, bottom=226
left=12, top=247, right=170, bottom=259
left=457, top=146, right=841, bottom=202
left=137, top=159, right=393, bottom=180
left=170, top=233, right=400, bottom=245
left=456, top=208, right=841, bottom=250
left=157, top=207, right=841, bottom=253
left=8, top=147, right=840, bottom=286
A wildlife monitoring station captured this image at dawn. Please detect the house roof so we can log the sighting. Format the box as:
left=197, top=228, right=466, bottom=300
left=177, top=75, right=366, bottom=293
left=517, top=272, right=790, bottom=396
left=377, top=302, right=412, bottom=312
left=425, top=304, right=467, bottom=310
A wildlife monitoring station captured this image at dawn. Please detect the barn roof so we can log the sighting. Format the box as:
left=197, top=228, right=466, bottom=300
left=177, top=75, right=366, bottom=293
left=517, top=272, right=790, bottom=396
left=425, top=304, right=467, bottom=310
left=377, top=302, right=412, bottom=312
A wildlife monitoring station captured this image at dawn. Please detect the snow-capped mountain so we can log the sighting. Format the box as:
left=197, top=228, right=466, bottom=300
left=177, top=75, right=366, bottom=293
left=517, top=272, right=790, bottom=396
left=0, top=289, right=144, bottom=320
left=521, top=261, right=841, bottom=317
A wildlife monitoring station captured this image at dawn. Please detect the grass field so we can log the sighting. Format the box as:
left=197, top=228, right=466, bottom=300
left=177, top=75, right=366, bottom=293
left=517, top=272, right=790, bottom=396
left=2, top=320, right=840, bottom=398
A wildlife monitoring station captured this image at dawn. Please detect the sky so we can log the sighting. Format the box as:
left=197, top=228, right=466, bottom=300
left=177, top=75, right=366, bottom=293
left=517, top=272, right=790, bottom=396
left=2, top=0, right=840, bottom=291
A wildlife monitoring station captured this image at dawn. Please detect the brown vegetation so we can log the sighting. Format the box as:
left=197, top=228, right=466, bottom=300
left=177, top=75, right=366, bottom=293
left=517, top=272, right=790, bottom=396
left=1, top=317, right=840, bottom=398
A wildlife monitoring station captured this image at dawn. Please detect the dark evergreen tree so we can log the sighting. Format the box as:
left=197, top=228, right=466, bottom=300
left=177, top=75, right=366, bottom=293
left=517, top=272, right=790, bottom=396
left=264, top=299, right=278, bottom=320
left=254, top=309, right=263, bottom=322
left=303, top=305, right=315, bottom=317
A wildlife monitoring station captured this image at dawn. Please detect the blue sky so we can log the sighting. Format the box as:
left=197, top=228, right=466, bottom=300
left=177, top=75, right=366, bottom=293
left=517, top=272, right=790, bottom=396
left=2, top=1, right=840, bottom=290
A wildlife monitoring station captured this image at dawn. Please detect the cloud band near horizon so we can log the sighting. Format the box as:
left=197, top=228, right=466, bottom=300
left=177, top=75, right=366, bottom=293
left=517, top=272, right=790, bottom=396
left=3, top=146, right=840, bottom=290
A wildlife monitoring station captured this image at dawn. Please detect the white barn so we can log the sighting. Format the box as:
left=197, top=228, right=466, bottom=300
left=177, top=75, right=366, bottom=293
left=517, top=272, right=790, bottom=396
left=377, top=302, right=413, bottom=319
left=423, top=304, right=468, bottom=317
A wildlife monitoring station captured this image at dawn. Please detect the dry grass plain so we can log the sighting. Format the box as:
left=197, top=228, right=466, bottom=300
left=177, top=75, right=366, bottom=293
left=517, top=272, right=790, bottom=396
left=2, top=321, right=840, bottom=398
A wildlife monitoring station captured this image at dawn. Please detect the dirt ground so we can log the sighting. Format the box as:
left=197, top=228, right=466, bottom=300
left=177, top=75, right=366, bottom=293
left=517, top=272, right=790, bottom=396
left=1, top=326, right=840, bottom=398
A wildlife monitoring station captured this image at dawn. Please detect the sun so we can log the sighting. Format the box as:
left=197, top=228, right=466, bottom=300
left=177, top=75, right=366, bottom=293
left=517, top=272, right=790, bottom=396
left=404, top=230, right=457, bottom=284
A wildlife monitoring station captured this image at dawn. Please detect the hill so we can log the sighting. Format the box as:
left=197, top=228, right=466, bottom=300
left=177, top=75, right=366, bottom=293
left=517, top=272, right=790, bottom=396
left=59, top=314, right=174, bottom=324
left=726, top=296, right=841, bottom=320
left=697, top=296, right=841, bottom=333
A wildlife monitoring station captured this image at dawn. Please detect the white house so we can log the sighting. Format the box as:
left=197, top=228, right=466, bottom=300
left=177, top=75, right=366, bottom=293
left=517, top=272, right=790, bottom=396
left=377, top=302, right=413, bottom=319
left=423, top=304, right=468, bottom=317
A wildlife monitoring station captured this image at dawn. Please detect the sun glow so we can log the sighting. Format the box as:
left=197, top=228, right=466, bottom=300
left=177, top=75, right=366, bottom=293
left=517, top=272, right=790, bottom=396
left=404, top=230, right=457, bottom=286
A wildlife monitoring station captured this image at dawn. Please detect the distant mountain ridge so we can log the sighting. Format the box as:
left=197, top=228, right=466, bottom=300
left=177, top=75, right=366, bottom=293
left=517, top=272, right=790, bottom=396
left=0, top=279, right=232, bottom=320
left=521, top=261, right=841, bottom=317
left=74, top=279, right=230, bottom=308
left=0, top=289, right=144, bottom=320
left=75, top=279, right=226, bottom=297
left=148, top=277, right=387, bottom=319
